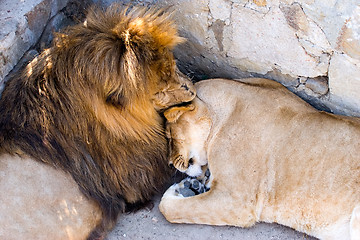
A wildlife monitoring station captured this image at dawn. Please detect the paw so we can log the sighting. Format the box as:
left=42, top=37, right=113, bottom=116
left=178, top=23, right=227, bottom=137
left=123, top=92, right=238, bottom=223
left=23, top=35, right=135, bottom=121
left=162, top=184, right=185, bottom=199
left=176, top=177, right=209, bottom=197
left=164, top=170, right=211, bottom=200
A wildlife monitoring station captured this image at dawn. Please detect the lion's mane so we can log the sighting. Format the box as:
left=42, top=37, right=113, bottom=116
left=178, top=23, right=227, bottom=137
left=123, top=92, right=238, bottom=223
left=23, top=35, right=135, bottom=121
left=0, top=5, right=185, bottom=238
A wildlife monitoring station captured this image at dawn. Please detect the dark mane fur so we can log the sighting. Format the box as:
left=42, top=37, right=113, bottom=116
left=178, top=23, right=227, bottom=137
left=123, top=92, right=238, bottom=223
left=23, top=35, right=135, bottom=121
left=0, top=4, right=183, bottom=238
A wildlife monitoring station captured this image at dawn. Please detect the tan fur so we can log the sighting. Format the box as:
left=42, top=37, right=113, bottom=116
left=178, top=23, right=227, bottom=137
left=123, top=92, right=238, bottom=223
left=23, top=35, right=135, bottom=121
left=0, top=154, right=102, bottom=240
left=0, top=5, right=195, bottom=240
left=160, top=78, right=360, bottom=240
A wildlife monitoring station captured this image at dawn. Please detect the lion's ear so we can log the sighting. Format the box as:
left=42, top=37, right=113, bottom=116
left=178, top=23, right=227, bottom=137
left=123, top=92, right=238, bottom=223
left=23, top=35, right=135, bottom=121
left=164, top=104, right=195, bottom=123
left=120, top=9, right=184, bottom=50
left=145, top=18, right=185, bottom=50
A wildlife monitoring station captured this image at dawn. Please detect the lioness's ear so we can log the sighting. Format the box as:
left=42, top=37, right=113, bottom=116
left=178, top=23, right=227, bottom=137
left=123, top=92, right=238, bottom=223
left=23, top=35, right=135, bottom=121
left=164, top=104, right=195, bottom=123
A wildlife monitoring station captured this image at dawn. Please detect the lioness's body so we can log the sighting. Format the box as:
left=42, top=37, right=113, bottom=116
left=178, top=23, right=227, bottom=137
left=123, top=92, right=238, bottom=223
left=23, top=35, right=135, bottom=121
left=160, top=78, right=360, bottom=240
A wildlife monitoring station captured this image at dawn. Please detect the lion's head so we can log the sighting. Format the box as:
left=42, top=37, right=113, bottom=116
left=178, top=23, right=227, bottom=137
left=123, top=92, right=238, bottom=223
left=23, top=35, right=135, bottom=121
left=40, top=5, right=196, bottom=140
left=164, top=98, right=211, bottom=177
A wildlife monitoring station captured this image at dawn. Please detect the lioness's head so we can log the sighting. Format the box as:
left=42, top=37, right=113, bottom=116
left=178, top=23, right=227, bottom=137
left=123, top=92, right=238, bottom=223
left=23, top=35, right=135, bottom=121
left=164, top=98, right=212, bottom=176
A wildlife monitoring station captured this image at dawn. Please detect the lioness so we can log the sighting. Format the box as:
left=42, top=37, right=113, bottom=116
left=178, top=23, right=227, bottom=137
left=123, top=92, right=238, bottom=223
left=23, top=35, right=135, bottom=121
left=160, top=78, right=360, bottom=240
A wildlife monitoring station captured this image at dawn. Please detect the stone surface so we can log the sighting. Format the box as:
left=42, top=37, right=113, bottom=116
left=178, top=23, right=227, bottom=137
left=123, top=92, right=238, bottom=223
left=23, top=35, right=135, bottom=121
left=305, top=77, right=329, bottom=96
left=300, top=0, right=359, bottom=49
left=328, top=52, right=360, bottom=116
left=0, top=0, right=70, bottom=82
left=164, top=0, right=209, bottom=45
left=224, top=2, right=330, bottom=77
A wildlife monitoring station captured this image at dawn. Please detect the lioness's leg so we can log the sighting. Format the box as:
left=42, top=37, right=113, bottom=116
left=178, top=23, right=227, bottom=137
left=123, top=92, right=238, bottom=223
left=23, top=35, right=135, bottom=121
left=159, top=183, right=256, bottom=228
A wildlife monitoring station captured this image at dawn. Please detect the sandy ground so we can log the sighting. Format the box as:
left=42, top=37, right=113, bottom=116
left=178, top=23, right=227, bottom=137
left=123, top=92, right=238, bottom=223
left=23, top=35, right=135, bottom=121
left=106, top=194, right=317, bottom=240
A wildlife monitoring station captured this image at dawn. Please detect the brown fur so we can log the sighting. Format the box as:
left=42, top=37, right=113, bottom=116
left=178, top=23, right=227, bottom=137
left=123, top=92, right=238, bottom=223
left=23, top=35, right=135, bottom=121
left=160, top=78, right=360, bottom=240
left=0, top=4, right=195, bottom=239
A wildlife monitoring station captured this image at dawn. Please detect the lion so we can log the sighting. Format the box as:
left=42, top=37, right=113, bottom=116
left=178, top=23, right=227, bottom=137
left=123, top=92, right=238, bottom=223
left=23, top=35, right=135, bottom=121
left=160, top=78, right=360, bottom=240
left=0, top=5, right=195, bottom=240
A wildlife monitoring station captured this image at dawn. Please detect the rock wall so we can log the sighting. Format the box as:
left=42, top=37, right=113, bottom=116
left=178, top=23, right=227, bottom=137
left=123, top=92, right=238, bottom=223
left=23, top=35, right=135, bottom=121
left=0, top=0, right=86, bottom=91
left=153, top=0, right=360, bottom=116
left=1, top=0, right=360, bottom=116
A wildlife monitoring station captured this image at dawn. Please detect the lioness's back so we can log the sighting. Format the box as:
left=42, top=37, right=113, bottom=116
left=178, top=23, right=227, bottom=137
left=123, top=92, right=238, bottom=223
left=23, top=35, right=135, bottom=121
left=195, top=78, right=315, bottom=116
